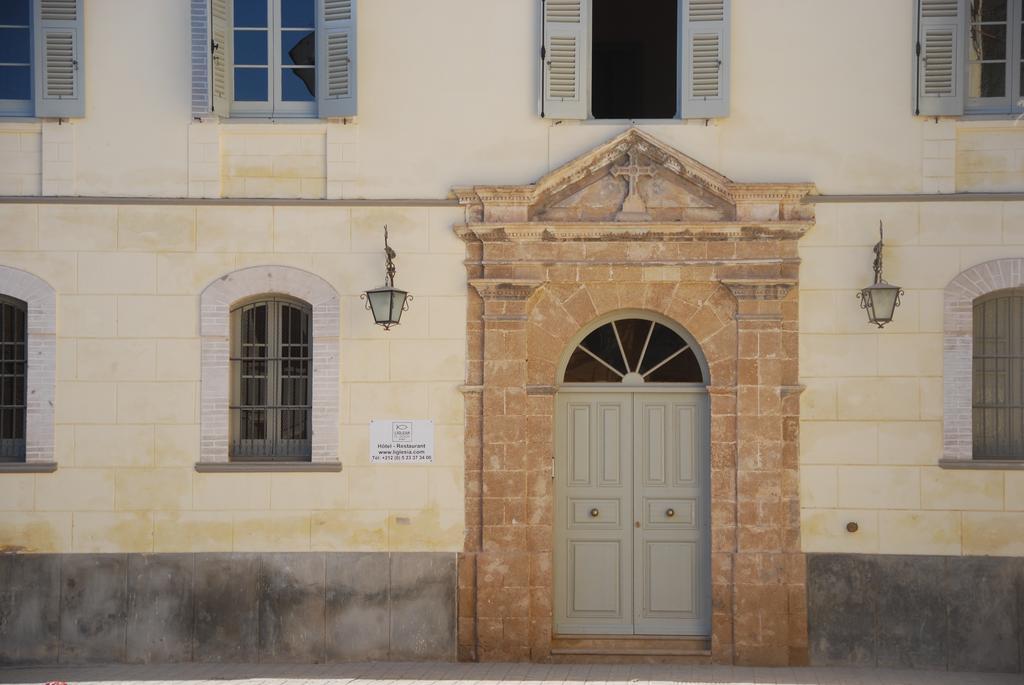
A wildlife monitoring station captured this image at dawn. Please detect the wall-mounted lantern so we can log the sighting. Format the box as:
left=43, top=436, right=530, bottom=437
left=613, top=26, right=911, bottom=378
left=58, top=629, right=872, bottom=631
left=362, top=226, right=411, bottom=331
left=857, top=222, right=904, bottom=329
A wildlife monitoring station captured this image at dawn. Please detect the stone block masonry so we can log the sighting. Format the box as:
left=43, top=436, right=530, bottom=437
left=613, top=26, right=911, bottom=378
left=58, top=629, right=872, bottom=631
left=0, top=552, right=457, bottom=665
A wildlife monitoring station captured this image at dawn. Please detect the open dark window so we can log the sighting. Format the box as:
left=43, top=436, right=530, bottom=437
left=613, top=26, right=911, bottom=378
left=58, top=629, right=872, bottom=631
left=0, top=295, right=26, bottom=462
left=230, top=296, right=312, bottom=461
left=592, top=0, right=678, bottom=119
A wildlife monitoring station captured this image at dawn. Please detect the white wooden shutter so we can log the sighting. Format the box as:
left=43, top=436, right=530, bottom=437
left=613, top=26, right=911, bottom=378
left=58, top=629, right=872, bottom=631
left=542, top=0, right=588, bottom=120
left=211, top=0, right=231, bottom=116
left=682, top=0, right=729, bottom=119
left=33, top=0, right=84, bottom=118
left=915, top=0, right=964, bottom=116
left=317, top=0, right=357, bottom=118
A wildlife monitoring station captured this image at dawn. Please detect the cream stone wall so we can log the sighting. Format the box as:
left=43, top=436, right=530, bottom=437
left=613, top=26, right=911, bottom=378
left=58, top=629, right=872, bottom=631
left=0, top=204, right=466, bottom=554
left=799, top=201, right=1024, bottom=558
left=220, top=126, right=327, bottom=199
left=1, top=0, right=1023, bottom=561
left=956, top=123, right=1024, bottom=192
left=2, top=0, right=1022, bottom=200
left=0, top=124, right=41, bottom=196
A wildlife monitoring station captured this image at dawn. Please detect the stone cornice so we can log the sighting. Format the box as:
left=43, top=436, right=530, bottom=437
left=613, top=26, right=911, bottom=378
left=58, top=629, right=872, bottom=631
left=455, top=221, right=813, bottom=243
left=468, top=278, right=544, bottom=301
left=721, top=278, right=798, bottom=301
left=732, top=184, right=818, bottom=203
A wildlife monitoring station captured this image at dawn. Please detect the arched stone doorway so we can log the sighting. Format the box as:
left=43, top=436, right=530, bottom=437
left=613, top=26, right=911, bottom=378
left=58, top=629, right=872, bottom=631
left=553, top=314, right=711, bottom=637
left=455, top=128, right=815, bottom=665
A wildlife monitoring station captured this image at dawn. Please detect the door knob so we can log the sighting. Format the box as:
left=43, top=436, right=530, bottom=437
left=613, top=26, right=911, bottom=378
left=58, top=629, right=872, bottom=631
left=590, top=508, right=599, bottom=518
left=666, top=508, right=675, bottom=518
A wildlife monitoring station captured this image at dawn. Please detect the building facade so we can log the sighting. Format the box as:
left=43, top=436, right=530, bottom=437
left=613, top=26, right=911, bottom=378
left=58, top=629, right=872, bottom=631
left=0, top=0, right=1022, bottom=673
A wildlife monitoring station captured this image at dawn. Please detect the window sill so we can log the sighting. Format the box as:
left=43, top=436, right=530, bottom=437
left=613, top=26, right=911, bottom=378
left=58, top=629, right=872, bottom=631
left=194, top=460, right=342, bottom=473
left=211, top=118, right=356, bottom=128
left=0, top=119, right=42, bottom=129
left=0, top=461, right=58, bottom=473
left=565, top=117, right=718, bottom=126
left=938, top=458, right=1024, bottom=470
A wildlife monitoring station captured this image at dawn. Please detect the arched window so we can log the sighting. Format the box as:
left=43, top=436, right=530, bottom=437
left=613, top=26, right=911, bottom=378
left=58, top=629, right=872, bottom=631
left=199, top=265, right=339, bottom=470
left=563, top=317, right=705, bottom=384
left=230, top=296, right=312, bottom=461
left=0, top=295, right=27, bottom=462
left=972, top=288, right=1024, bottom=460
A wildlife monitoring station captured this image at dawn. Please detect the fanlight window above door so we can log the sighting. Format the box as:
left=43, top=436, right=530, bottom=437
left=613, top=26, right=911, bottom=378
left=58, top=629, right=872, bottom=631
left=563, top=318, right=705, bottom=384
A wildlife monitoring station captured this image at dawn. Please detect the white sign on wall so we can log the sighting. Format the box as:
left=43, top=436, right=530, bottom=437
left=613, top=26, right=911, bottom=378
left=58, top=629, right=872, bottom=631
left=369, top=419, right=434, bottom=463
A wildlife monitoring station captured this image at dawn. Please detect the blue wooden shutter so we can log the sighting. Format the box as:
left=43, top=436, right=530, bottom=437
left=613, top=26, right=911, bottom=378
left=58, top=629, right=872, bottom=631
left=542, top=0, right=588, bottom=120
left=191, top=0, right=210, bottom=117
left=210, top=0, right=231, bottom=116
left=317, top=0, right=357, bottom=118
left=681, top=0, right=730, bottom=119
left=915, top=0, right=964, bottom=116
left=33, top=0, right=84, bottom=118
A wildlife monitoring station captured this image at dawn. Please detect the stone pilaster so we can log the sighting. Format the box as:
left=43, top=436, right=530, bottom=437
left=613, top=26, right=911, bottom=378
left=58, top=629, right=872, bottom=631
left=723, top=279, right=807, bottom=667
left=466, top=279, right=542, bottom=661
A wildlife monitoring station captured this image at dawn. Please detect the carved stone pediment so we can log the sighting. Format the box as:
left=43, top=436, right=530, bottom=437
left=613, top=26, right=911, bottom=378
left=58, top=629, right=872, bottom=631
left=452, top=128, right=816, bottom=226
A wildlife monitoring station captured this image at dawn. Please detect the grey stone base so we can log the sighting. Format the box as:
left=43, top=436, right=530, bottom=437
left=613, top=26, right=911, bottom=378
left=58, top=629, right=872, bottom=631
left=808, top=554, right=1024, bottom=673
left=0, top=552, right=456, bottom=666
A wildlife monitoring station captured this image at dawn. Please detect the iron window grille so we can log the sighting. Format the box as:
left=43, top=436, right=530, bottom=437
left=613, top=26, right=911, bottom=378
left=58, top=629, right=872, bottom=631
left=0, top=294, right=27, bottom=462
left=972, top=288, right=1024, bottom=460
left=230, top=296, right=312, bottom=461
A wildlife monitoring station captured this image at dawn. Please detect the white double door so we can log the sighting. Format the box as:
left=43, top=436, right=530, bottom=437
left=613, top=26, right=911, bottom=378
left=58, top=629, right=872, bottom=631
left=553, top=391, right=710, bottom=636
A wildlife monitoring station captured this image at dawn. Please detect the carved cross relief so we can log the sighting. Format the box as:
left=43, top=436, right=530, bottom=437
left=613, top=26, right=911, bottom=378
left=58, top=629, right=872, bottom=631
left=611, top=149, right=658, bottom=221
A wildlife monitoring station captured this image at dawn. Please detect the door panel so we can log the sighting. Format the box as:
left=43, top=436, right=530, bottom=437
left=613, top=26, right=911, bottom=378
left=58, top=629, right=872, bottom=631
left=568, top=405, right=591, bottom=485
left=644, top=541, right=697, bottom=614
left=554, top=393, right=633, bottom=634
left=674, top=404, right=697, bottom=486
left=633, top=394, right=709, bottom=635
left=599, top=404, right=624, bottom=485
left=641, top=404, right=667, bottom=486
left=644, top=498, right=696, bottom=527
left=570, top=540, right=623, bottom=613
left=570, top=498, right=621, bottom=526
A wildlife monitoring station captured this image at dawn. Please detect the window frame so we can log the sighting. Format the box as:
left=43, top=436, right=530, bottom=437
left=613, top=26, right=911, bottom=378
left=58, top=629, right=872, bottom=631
left=970, top=288, right=1024, bottom=460
left=0, top=0, right=34, bottom=117
left=0, top=294, right=28, bottom=462
left=586, top=0, right=683, bottom=121
left=230, top=0, right=317, bottom=118
left=964, top=0, right=1024, bottom=116
left=229, top=294, right=313, bottom=462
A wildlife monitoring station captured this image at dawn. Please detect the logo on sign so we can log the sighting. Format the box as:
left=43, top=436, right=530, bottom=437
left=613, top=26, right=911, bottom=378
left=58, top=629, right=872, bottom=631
left=392, top=422, right=412, bottom=442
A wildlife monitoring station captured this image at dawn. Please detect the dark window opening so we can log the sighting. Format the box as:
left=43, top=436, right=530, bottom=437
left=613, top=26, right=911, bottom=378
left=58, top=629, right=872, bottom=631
left=230, top=296, right=312, bottom=461
left=0, top=295, right=27, bottom=462
left=592, top=0, right=678, bottom=119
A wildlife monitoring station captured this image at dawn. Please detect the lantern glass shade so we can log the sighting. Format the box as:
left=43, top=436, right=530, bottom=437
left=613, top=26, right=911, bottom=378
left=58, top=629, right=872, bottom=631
left=860, top=282, right=903, bottom=328
left=365, top=285, right=409, bottom=329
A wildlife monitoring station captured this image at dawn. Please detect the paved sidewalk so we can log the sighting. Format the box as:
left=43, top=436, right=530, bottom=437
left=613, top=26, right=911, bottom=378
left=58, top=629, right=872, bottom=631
left=0, top=662, right=1018, bottom=685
